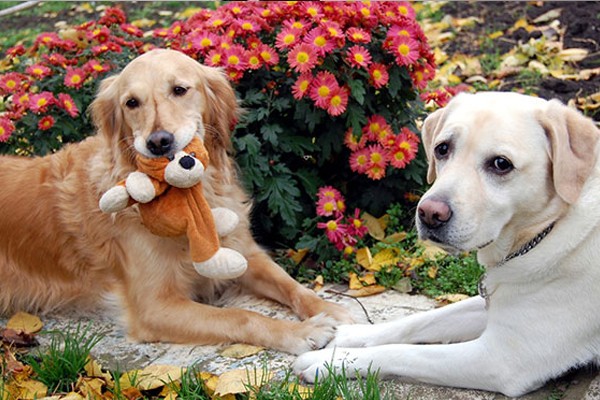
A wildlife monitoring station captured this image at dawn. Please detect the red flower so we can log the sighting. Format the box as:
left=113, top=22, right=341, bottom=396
left=292, top=73, right=312, bottom=100
left=206, top=49, right=224, bottom=67
left=349, top=148, right=370, bottom=174
left=258, top=45, right=279, bottom=67
left=344, top=129, right=365, bottom=152
left=303, top=27, right=335, bottom=56
left=58, top=93, right=79, bottom=117
left=0, top=117, right=15, bottom=142
left=347, top=208, right=368, bottom=238
left=120, top=23, right=144, bottom=37
left=390, top=36, right=420, bottom=66
left=346, top=27, right=371, bottom=44
left=64, top=67, right=87, bottom=88
left=362, top=115, right=390, bottom=142
left=309, top=71, right=339, bottom=109
left=6, top=45, right=26, bottom=58
left=275, top=27, right=301, bottom=50
left=224, top=44, right=247, bottom=70
left=346, top=45, right=372, bottom=68
left=368, top=63, right=389, bottom=89
left=246, top=50, right=262, bottom=70
left=35, top=32, right=61, bottom=49
left=326, top=86, right=349, bottom=116
left=29, top=92, right=55, bottom=114
left=0, top=73, right=24, bottom=94
left=38, top=115, right=55, bottom=131
left=287, top=43, right=317, bottom=74
left=26, top=64, right=52, bottom=79
left=84, top=60, right=110, bottom=76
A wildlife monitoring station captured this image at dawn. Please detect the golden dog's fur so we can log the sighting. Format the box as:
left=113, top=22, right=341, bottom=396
left=0, top=49, right=351, bottom=354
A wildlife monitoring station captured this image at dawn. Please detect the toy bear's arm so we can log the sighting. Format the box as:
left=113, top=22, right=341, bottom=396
left=99, top=172, right=169, bottom=214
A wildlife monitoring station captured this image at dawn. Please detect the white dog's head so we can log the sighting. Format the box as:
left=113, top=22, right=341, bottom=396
left=417, top=92, right=599, bottom=265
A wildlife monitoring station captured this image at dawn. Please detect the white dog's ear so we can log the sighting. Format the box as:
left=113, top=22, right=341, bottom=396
left=421, top=107, right=449, bottom=184
left=538, top=100, right=600, bottom=204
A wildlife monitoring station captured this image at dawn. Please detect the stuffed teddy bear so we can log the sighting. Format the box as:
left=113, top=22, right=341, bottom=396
left=99, top=136, right=247, bottom=280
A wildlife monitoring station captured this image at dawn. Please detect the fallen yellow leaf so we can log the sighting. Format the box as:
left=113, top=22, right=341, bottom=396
left=356, top=247, right=373, bottom=269
left=312, top=274, right=324, bottom=292
left=76, top=377, right=104, bottom=400
left=6, top=312, right=43, bottom=334
left=419, top=240, right=447, bottom=260
left=84, top=357, right=114, bottom=387
left=220, top=343, right=264, bottom=359
left=427, top=266, right=439, bottom=279
left=120, top=365, right=183, bottom=391
left=558, top=48, right=589, bottom=62
left=362, top=212, right=386, bottom=240
left=288, top=248, right=309, bottom=265
left=214, top=368, right=272, bottom=396
left=12, top=379, right=47, bottom=400
left=346, top=285, right=386, bottom=298
left=367, top=248, right=401, bottom=272
left=435, top=293, right=470, bottom=306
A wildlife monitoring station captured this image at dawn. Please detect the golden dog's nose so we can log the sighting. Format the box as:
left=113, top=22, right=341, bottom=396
left=418, top=198, right=452, bottom=229
left=147, top=130, right=174, bottom=156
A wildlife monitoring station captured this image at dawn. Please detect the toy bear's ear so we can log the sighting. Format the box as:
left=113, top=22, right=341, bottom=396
left=195, top=65, right=240, bottom=171
left=89, top=74, right=134, bottom=164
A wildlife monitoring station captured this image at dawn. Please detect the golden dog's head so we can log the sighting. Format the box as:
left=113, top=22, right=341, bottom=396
left=90, top=49, right=238, bottom=169
left=417, top=92, right=599, bottom=265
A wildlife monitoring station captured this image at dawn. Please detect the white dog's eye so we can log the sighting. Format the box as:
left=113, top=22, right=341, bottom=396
left=434, top=142, right=450, bottom=159
left=489, top=156, right=514, bottom=175
left=173, top=86, right=188, bottom=97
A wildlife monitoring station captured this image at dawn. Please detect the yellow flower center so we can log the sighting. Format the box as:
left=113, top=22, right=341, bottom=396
left=228, top=55, right=240, bottom=65
left=314, top=36, right=326, bottom=47
left=354, top=53, right=364, bottom=63
left=330, top=94, right=342, bottom=107
left=296, top=51, right=309, bottom=64
left=372, top=70, right=382, bottom=79
left=241, top=22, right=253, bottom=31
left=249, top=56, right=259, bottom=66
left=6, top=80, right=16, bottom=89
left=284, top=34, right=296, bottom=45
left=70, top=75, right=82, bottom=84
left=324, top=202, right=334, bottom=212
left=398, top=6, right=408, bottom=15
left=317, top=86, right=330, bottom=98
left=200, top=38, right=212, bottom=47
left=326, top=221, right=338, bottom=231
left=371, top=152, right=382, bottom=163
left=398, top=44, right=410, bottom=56
left=299, top=80, right=309, bottom=91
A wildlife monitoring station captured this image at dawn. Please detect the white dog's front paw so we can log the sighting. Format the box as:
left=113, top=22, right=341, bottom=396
left=125, top=172, right=156, bottom=203
left=99, top=185, right=130, bottom=213
left=294, top=348, right=362, bottom=383
left=211, top=207, right=239, bottom=236
left=327, top=323, right=383, bottom=348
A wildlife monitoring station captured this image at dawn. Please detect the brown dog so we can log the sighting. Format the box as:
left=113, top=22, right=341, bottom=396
left=0, top=49, right=351, bottom=354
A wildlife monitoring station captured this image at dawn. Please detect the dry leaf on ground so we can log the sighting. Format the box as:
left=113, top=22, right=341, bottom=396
left=220, top=343, right=264, bottom=359
left=6, top=312, right=43, bottom=334
left=214, top=368, right=272, bottom=396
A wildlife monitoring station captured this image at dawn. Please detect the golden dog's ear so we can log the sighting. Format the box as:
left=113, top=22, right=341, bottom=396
left=197, top=65, right=240, bottom=170
left=538, top=100, right=600, bottom=204
left=421, top=107, right=449, bottom=184
left=90, top=75, right=121, bottom=139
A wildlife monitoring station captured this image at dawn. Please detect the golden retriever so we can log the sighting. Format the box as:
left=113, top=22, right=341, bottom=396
left=0, top=49, right=351, bottom=354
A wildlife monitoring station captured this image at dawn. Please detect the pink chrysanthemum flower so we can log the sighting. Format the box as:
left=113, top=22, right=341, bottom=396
left=246, top=51, right=262, bottom=70
left=287, top=43, right=317, bottom=74
left=326, top=86, right=348, bottom=116
left=275, top=27, right=301, bottom=50
left=0, top=73, right=24, bottom=94
left=120, top=23, right=143, bottom=37
left=346, top=27, right=371, bottom=44
left=317, top=218, right=349, bottom=248
left=26, top=64, right=52, bottom=80
left=0, top=117, right=15, bottom=142
left=38, top=115, right=55, bottom=131
left=362, top=115, right=390, bottom=142
left=224, top=45, right=247, bottom=70
left=346, top=45, right=372, bottom=68
left=368, top=63, right=390, bottom=89
left=309, top=71, right=338, bottom=109
left=64, top=67, right=87, bottom=88
left=390, top=36, right=420, bottom=66
left=304, top=27, right=334, bottom=56
left=395, top=2, right=416, bottom=19
left=318, top=186, right=343, bottom=201
left=292, top=73, right=312, bottom=100
left=344, top=129, right=364, bottom=152
left=322, top=21, right=343, bottom=39
left=347, top=209, right=368, bottom=238
left=349, top=148, right=370, bottom=174
left=29, top=92, right=55, bottom=114
left=206, top=49, right=224, bottom=67
left=84, top=59, right=110, bottom=76
left=58, top=93, right=79, bottom=117
left=190, top=32, right=218, bottom=52
left=258, top=45, right=279, bottom=67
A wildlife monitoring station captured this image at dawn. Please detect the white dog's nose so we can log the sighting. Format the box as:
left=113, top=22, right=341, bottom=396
left=418, top=198, right=452, bottom=229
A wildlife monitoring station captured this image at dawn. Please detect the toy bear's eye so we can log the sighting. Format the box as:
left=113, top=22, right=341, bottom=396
left=190, top=152, right=196, bottom=157
left=167, top=155, right=175, bottom=161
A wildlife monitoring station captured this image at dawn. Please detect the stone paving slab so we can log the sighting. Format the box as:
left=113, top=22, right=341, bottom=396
left=2, top=285, right=598, bottom=399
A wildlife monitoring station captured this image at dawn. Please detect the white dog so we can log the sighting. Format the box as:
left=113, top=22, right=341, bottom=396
left=294, top=92, right=600, bottom=396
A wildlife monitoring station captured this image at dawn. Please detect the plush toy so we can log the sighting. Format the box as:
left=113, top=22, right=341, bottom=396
left=99, top=136, right=247, bottom=280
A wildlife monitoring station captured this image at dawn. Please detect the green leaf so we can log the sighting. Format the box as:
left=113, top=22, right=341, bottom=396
left=260, top=123, right=283, bottom=146
left=348, top=79, right=366, bottom=106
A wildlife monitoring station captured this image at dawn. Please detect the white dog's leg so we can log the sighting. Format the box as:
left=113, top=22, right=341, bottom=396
left=294, top=337, right=540, bottom=397
left=331, top=296, right=487, bottom=348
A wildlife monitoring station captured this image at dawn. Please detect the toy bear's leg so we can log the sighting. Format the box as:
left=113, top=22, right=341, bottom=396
left=186, top=191, right=247, bottom=279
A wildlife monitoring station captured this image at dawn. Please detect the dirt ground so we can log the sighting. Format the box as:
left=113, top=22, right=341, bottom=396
left=443, top=1, right=600, bottom=110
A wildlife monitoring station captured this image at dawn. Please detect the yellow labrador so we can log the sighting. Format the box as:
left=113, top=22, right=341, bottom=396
left=294, top=92, right=600, bottom=396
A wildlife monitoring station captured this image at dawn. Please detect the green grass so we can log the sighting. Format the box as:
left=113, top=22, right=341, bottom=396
left=25, top=323, right=104, bottom=393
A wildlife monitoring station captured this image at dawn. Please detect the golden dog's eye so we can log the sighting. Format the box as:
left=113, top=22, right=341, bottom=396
left=173, top=86, right=188, bottom=96
left=489, top=156, right=514, bottom=175
left=434, top=142, right=450, bottom=159
left=125, top=98, right=139, bottom=109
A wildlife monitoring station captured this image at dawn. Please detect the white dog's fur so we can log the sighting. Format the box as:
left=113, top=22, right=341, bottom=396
left=294, top=92, right=600, bottom=396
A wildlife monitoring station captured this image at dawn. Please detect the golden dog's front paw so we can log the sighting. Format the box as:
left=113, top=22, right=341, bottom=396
left=285, top=313, right=337, bottom=355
